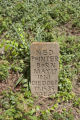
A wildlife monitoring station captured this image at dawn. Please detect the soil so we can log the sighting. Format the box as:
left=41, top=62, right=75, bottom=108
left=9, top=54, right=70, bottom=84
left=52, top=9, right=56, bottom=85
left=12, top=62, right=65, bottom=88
left=0, top=71, right=21, bottom=94
left=0, top=24, right=80, bottom=119
left=33, top=96, right=80, bottom=120
left=56, top=22, right=80, bottom=36
left=0, top=71, right=80, bottom=119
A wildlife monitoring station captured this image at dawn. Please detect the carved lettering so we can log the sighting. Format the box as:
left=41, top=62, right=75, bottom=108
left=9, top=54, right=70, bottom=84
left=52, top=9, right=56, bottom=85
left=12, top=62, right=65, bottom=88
left=31, top=42, right=59, bottom=96
left=31, top=56, right=58, bottom=62
left=36, top=49, right=41, bottom=55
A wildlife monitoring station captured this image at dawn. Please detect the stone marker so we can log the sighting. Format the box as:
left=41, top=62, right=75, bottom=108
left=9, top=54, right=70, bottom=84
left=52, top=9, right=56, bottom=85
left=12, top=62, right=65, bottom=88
left=30, top=42, right=59, bottom=96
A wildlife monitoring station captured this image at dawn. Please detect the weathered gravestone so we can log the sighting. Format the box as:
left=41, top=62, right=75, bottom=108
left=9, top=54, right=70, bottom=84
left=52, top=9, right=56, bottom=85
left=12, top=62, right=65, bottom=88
left=30, top=42, right=59, bottom=96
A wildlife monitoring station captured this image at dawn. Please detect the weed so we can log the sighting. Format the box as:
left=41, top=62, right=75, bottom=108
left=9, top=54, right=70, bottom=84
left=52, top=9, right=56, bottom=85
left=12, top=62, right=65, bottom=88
left=0, top=60, right=9, bottom=81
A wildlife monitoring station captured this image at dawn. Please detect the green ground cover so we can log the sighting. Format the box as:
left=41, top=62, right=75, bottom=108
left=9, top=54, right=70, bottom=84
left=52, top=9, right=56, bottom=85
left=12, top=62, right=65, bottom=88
left=0, top=0, right=80, bottom=120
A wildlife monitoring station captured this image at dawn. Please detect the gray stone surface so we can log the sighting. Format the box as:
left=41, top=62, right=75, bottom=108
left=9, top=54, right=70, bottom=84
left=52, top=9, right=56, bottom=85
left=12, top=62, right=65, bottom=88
left=30, top=42, right=59, bottom=96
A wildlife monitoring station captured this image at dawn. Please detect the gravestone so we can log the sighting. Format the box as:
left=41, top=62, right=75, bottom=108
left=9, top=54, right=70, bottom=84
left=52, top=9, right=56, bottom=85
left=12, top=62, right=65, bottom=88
left=30, top=42, right=59, bottom=96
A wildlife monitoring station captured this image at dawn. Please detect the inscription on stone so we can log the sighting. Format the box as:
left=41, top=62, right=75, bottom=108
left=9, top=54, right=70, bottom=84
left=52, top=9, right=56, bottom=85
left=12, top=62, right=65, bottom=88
left=30, top=42, right=59, bottom=96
